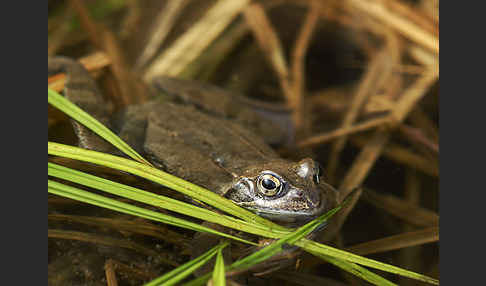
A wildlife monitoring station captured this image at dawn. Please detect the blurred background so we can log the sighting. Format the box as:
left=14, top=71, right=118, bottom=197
left=48, top=0, right=439, bottom=285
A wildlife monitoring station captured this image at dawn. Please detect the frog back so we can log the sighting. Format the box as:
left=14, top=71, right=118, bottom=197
left=139, top=100, right=281, bottom=195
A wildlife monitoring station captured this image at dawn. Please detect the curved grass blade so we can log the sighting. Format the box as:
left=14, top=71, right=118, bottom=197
left=295, top=239, right=438, bottom=285
left=48, top=141, right=287, bottom=231
left=211, top=248, right=226, bottom=286
left=144, top=242, right=228, bottom=286
left=183, top=203, right=343, bottom=286
left=230, top=203, right=341, bottom=271
left=313, top=253, right=397, bottom=286
left=182, top=194, right=438, bottom=286
left=48, top=162, right=285, bottom=239
left=48, top=180, right=254, bottom=245
left=48, top=88, right=151, bottom=166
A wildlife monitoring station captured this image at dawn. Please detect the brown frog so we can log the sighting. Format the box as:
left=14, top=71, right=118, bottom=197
left=48, top=56, right=339, bottom=227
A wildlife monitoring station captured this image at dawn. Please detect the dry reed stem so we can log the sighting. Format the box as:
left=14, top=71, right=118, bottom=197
left=243, top=3, right=292, bottom=103
left=309, top=88, right=396, bottom=115
left=399, top=169, right=423, bottom=285
left=245, top=1, right=324, bottom=135
left=325, top=5, right=383, bottom=61
left=409, top=45, right=438, bottom=68
left=392, top=64, right=426, bottom=75
left=102, top=31, right=147, bottom=105
left=48, top=9, right=74, bottom=56
left=290, top=1, right=321, bottom=132
left=325, top=49, right=389, bottom=183
left=390, top=69, right=439, bottom=124
left=362, top=188, right=439, bottom=227
left=298, top=115, right=391, bottom=148
left=403, top=169, right=422, bottom=222
left=104, top=259, right=119, bottom=286
left=383, top=74, right=404, bottom=102
left=399, top=124, right=439, bottom=154
left=409, top=107, right=439, bottom=142
left=48, top=51, right=111, bottom=92
left=420, top=0, right=439, bottom=24
left=68, top=0, right=101, bottom=46
left=48, top=74, right=67, bottom=93
left=379, top=28, right=404, bottom=101
left=118, top=0, right=142, bottom=40
left=181, top=21, right=249, bottom=80
left=135, top=0, right=190, bottom=69
left=48, top=70, right=102, bottom=94
left=143, top=0, right=250, bottom=80
left=48, top=229, right=176, bottom=265
left=309, top=87, right=358, bottom=113
left=323, top=63, right=438, bottom=240
left=323, top=25, right=403, bottom=180
left=366, top=95, right=396, bottom=113
left=48, top=214, right=189, bottom=247
left=383, top=0, right=438, bottom=36
left=321, top=130, right=389, bottom=242
left=341, top=131, right=391, bottom=195
left=48, top=7, right=69, bottom=33
left=69, top=0, right=148, bottom=105
left=352, top=136, right=439, bottom=177
left=78, top=52, right=112, bottom=73
left=345, top=226, right=438, bottom=255
left=347, top=0, right=439, bottom=54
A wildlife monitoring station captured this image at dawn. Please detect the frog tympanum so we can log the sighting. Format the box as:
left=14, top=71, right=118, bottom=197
left=48, top=56, right=339, bottom=227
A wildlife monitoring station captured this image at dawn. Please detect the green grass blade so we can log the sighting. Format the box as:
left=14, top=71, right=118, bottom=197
left=314, top=252, right=397, bottom=286
left=48, top=180, right=254, bottom=245
left=48, top=162, right=284, bottom=239
left=48, top=144, right=437, bottom=284
left=48, top=141, right=287, bottom=231
left=144, top=242, right=228, bottom=286
left=295, top=239, right=438, bottom=285
left=181, top=193, right=438, bottom=286
left=230, top=203, right=341, bottom=271
left=211, top=248, right=226, bottom=286
left=183, top=203, right=343, bottom=286
left=48, top=88, right=151, bottom=165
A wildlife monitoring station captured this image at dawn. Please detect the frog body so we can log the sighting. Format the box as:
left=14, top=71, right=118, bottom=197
left=48, top=56, right=339, bottom=226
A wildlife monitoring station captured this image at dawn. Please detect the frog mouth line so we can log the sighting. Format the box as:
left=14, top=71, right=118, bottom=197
left=241, top=192, right=328, bottom=224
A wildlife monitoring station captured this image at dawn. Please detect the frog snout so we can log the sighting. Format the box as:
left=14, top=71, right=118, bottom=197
left=288, top=188, right=321, bottom=209
left=292, top=189, right=304, bottom=198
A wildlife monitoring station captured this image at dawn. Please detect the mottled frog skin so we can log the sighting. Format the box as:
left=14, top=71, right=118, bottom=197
left=48, top=56, right=339, bottom=226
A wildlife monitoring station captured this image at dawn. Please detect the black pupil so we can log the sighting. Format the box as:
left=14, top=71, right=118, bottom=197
left=262, top=178, right=277, bottom=190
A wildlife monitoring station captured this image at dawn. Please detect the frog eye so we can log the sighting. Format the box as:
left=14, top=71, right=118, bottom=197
left=257, top=173, right=283, bottom=197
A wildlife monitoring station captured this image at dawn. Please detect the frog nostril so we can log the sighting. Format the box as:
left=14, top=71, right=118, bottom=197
left=289, top=189, right=305, bottom=199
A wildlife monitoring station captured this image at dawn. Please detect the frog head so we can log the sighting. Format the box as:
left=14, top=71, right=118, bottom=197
left=223, top=158, right=339, bottom=226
